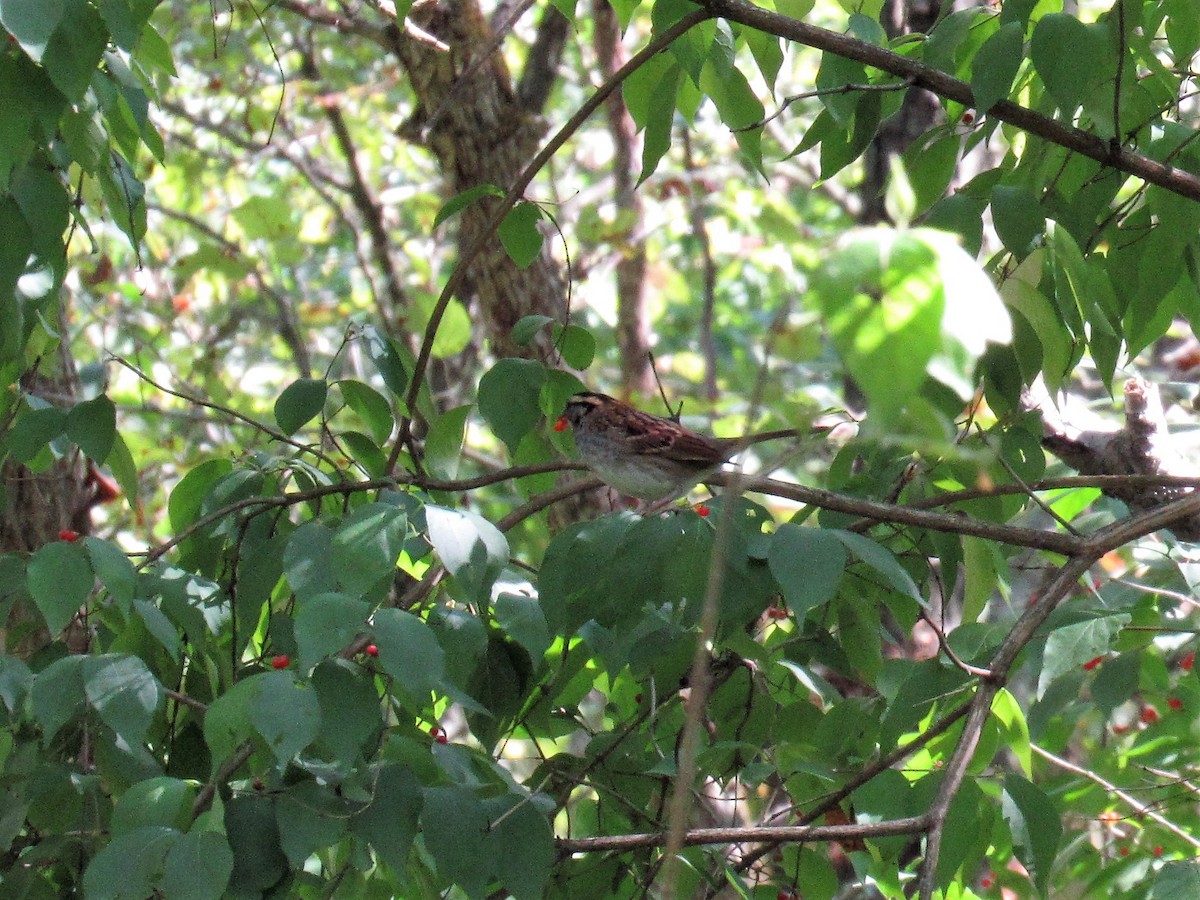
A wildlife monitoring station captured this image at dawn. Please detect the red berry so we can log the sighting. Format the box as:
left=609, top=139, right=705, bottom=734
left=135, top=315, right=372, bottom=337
left=1083, top=656, right=1103, bottom=671
left=1169, top=697, right=1183, bottom=711
left=58, top=529, right=79, bottom=542
left=553, top=417, right=568, bottom=432
left=981, top=875, right=994, bottom=888
left=1120, top=846, right=1130, bottom=856
left=776, top=891, right=798, bottom=900
left=365, top=644, right=379, bottom=657
left=271, top=655, right=290, bottom=669
left=1180, top=651, right=1195, bottom=671
left=1154, top=845, right=1164, bottom=857
left=696, top=505, right=710, bottom=517
left=1140, top=705, right=1159, bottom=724
left=635, top=693, right=644, bottom=704
left=767, top=606, right=789, bottom=620
left=252, top=777, right=265, bottom=791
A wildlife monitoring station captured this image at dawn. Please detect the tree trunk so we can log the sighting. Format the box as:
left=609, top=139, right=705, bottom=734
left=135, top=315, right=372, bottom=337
left=388, top=0, right=567, bottom=361
left=1, top=335, right=90, bottom=658
left=595, top=0, right=654, bottom=396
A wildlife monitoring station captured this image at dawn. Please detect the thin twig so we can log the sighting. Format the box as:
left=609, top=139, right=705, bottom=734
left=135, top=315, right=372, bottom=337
left=1033, top=744, right=1200, bottom=849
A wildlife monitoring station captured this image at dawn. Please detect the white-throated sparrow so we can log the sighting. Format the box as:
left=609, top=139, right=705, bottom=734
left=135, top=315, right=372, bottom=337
left=556, top=391, right=796, bottom=500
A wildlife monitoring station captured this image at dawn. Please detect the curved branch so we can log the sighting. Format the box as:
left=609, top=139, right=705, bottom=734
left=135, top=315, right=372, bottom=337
left=699, top=0, right=1200, bottom=202
left=557, top=815, right=929, bottom=854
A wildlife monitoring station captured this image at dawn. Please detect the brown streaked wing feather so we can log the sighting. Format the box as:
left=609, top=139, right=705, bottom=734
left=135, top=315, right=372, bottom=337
left=618, top=410, right=726, bottom=465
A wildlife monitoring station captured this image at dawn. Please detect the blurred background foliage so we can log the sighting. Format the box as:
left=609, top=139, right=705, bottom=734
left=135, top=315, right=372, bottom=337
left=4, top=0, right=1200, bottom=896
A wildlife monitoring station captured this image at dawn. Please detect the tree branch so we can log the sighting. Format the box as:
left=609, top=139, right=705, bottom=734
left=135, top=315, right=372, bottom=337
left=698, top=0, right=1200, bottom=202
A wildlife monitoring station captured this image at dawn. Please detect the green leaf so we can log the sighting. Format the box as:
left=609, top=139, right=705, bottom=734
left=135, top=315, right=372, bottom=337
left=160, top=828, right=235, bottom=900
left=433, top=183, right=504, bottom=228
left=1166, top=0, right=1200, bottom=60
left=85, top=653, right=162, bottom=744
left=233, top=194, right=293, bottom=241
left=494, top=593, right=550, bottom=663
left=29, top=655, right=86, bottom=741
left=992, top=184, right=1045, bottom=257
left=42, top=0, right=108, bottom=102
left=1150, top=862, right=1200, bottom=899
left=6, top=405, right=66, bottom=463
left=105, top=432, right=139, bottom=509
left=83, top=825, right=179, bottom=900
left=477, top=357, right=546, bottom=453
left=768, top=524, right=846, bottom=621
left=0, top=0, right=65, bottom=58
left=1037, top=614, right=1130, bottom=698
left=1001, top=251, right=1072, bottom=393
left=700, top=33, right=765, bottom=173
left=335, top=379, right=393, bottom=444
left=1002, top=773, right=1062, bottom=896
left=970, top=21, right=1024, bottom=114
left=810, top=228, right=943, bottom=418
left=815, top=51, right=868, bottom=125
left=425, top=505, right=509, bottom=606
left=361, top=325, right=409, bottom=399
left=27, top=540, right=92, bottom=635
left=112, top=777, right=195, bottom=835
left=555, top=324, right=596, bottom=369
left=498, top=201, right=544, bottom=268
left=1031, top=14, right=1103, bottom=112
left=83, top=536, right=136, bottom=607
left=776, top=0, right=814, bottom=16
left=630, top=56, right=681, bottom=184
left=372, top=608, right=446, bottom=708
left=275, top=782, right=349, bottom=867
left=168, top=458, right=232, bottom=532
left=0, top=652, right=32, bottom=716
left=903, top=133, right=960, bottom=217
left=295, top=593, right=370, bottom=673
left=330, top=502, right=407, bottom=599
left=274, top=377, right=327, bottom=435
left=203, top=676, right=257, bottom=765
left=425, top=404, right=471, bottom=480
left=833, top=531, right=920, bottom=601
left=98, top=0, right=153, bottom=51
left=421, top=786, right=490, bottom=896
left=934, top=777, right=992, bottom=887
left=486, top=798, right=554, bottom=900
left=512, top=314, right=554, bottom=346
left=311, top=660, right=382, bottom=761
left=350, top=763, right=422, bottom=872
left=991, top=688, right=1031, bottom=776
left=284, top=521, right=337, bottom=600
left=341, top=431, right=387, bottom=477
left=225, top=796, right=289, bottom=894
left=252, top=670, right=321, bottom=764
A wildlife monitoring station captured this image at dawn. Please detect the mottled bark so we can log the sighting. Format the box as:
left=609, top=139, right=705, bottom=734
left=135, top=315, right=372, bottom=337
left=2, top=337, right=90, bottom=658
left=388, top=0, right=567, bottom=361
left=595, top=0, right=653, bottom=396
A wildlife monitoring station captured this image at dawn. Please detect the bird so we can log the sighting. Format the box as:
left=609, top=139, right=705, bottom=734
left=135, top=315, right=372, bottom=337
left=555, top=391, right=798, bottom=501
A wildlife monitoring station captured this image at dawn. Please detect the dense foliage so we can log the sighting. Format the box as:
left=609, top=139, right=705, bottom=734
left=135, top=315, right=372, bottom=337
left=3, top=0, right=1200, bottom=897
